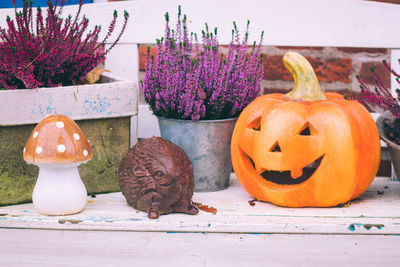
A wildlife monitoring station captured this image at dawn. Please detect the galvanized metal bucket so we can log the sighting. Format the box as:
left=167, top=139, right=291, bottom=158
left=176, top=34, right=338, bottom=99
left=376, top=115, right=399, bottom=180
left=158, top=117, right=237, bottom=192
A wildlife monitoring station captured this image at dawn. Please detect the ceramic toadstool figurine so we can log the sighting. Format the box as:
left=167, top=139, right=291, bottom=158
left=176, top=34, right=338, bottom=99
left=24, top=114, right=92, bottom=215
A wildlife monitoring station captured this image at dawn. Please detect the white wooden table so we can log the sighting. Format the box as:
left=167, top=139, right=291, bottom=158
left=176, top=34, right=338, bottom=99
left=1, top=174, right=400, bottom=266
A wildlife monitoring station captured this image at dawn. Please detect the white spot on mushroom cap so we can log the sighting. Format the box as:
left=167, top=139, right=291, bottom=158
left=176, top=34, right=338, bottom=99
left=33, top=131, right=38, bottom=138
left=36, top=146, right=42, bottom=154
left=56, top=121, right=64, bottom=128
left=74, top=133, right=80, bottom=140
left=83, top=150, right=88, bottom=157
left=57, top=144, right=66, bottom=153
left=23, top=147, right=26, bottom=154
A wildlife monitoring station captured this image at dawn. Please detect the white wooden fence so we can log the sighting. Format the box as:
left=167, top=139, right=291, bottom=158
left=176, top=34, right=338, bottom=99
left=2, top=0, right=400, bottom=138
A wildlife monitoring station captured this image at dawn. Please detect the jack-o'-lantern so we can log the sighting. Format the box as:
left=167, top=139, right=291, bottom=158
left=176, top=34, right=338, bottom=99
left=231, top=52, right=381, bottom=207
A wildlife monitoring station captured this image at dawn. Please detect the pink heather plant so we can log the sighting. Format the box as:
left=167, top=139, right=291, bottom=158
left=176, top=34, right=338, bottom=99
left=141, top=6, right=264, bottom=121
left=356, top=60, right=400, bottom=118
left=0, top=0, right=128, bottom=89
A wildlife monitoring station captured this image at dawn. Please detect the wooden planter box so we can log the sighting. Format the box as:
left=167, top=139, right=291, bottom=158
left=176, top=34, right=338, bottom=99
left=0, top=72, right=137, bottom=206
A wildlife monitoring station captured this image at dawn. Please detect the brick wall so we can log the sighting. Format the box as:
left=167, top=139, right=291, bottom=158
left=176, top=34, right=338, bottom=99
left=260, top=46, right=390, bottom=97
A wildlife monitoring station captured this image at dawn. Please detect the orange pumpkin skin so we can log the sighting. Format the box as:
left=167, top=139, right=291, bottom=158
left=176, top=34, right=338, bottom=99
left=231, top=92, right=381, bottom=207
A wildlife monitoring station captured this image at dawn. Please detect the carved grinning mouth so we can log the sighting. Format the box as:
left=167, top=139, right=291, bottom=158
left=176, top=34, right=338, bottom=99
left=243, top=150, right=325, bottom=185
left=260, top=155, right=325, bottom=185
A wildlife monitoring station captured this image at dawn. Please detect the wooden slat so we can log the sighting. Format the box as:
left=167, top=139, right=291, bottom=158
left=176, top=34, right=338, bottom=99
left=104, top=43, right=139, bottom=85
left=0, top=175, right=399, bottom=235
left=391, top=49, right=400, bottom=95
left=0, top=229, right=399, bottom=266
left=2, top=0, right=400, bottom=47
left=138, top=103, right=160, bottom=138
left=64, top=0, right=400, bottom=47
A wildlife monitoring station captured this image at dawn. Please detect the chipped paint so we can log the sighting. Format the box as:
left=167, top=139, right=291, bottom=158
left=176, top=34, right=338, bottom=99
left=59, top=219, right=83, bottom=224
left=80, top=216, right=142, bottom=223
left=348, top=224, right=357, bottom=231
left=348, top=223, right=384, bottom=231
left=85, top=216, right=115, bottom=222
left=83, top=94, right=111, bottom=114
left=364, top=224, right=384, bottom=230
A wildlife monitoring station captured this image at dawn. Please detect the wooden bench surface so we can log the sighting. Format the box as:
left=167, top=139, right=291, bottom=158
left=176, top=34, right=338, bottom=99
left=1, top=174, right=400, bottom=266
left=1, top=174, right=399, bottom=235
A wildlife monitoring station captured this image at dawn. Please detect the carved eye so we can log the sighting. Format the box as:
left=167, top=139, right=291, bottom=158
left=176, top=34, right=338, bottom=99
left=298, top=122, right=318, bottom=136
left=133, top=166, right=148, bottom=177
left=154, top=170, right=165, bottom=179
left=247, top=117, right=261, bottom=131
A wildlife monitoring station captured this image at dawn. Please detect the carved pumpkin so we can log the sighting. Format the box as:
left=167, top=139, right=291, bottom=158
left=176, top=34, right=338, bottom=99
left=231, top=52, right=381, bottom=207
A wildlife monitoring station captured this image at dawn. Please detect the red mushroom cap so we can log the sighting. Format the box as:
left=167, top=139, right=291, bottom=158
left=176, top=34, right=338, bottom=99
left=23, top=115, right=92, bottom=165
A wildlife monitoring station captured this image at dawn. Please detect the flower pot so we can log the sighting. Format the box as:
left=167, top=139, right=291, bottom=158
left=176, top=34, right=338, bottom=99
left=158, top=117, right=237, bottom=192
left=376, top=115, right=400, bottom=180
left=0, top=72, right=137, bottom=206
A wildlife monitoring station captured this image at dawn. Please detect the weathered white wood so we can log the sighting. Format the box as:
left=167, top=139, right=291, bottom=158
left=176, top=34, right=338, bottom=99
left=0, top=175, right=399, bottom=235
left=130, top=115, right=138, bottom=146
left=138, top=103, right=160, bottom=138
left=50, top=0, right=400, bottom=47
left=104, top=43, right=139, bottom=86
left=388, top=49, right=400, bottom=180
left=0, top=72, right=137, bottom=126
left=390, top=49, right=400, bottom=96
left=2, top=0, right=400, bottom=47
left=0, top=229, right=399, bottom=267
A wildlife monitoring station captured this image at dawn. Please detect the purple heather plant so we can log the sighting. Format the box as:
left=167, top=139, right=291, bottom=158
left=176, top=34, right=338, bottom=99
left=141, top=6, right=264, bottom=121
left=356, top=60, right=400, bottom=143
left=0, top=0, right=128, bottom=89
left=356, top=60, right=400, bottom=118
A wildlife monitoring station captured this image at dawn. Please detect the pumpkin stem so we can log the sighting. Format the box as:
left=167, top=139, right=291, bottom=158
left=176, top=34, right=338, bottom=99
left=284, top=52, right=327, bottom=101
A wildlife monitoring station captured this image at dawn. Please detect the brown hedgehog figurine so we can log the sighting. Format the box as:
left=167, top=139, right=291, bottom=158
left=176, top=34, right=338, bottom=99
left=118, top=137, right=199, bottom=219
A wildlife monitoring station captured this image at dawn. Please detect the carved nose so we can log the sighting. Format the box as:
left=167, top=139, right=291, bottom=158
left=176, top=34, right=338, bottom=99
left=150, top=181, right=156, bottom=190
left=142, top=179, right=156, bottom=194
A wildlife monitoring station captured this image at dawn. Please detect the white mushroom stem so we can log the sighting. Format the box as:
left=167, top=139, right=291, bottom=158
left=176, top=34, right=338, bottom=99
left=32, top=164, right=87, bottom=216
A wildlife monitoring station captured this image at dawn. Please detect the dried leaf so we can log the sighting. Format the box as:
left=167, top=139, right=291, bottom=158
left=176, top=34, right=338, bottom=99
left=338, top=201, right=351, bottom=208
left=59, top=219, right=83, bottom=224
left=194, top=202, right=217, bottom=214
left=248, top=199, right=256, bottom=206
left=84, top=68, right=110, bottom=84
